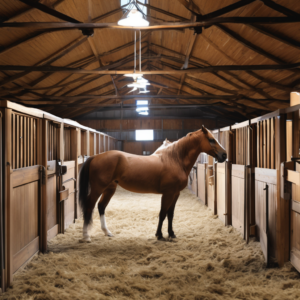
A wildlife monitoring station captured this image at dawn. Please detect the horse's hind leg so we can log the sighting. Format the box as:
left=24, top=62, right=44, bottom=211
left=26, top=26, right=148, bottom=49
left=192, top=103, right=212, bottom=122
left=98, top=182, right=117, bottom=237
left=81, top=189, right=101, bottom=243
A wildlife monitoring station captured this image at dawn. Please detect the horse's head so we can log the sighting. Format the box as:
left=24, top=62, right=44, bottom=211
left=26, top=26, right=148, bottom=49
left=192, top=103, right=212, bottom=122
left=201, top=125, right=227, bottom=163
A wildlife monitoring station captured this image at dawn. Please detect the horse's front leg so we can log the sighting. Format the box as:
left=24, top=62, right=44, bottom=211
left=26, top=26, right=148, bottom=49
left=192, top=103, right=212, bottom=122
left=156, top=193, right=179, bottom=241
left=167, top=193, right=180, bottom=238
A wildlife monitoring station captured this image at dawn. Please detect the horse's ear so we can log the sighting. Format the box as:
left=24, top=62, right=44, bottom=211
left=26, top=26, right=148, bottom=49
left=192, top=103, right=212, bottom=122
left=202, top=125, right=208, bottom=134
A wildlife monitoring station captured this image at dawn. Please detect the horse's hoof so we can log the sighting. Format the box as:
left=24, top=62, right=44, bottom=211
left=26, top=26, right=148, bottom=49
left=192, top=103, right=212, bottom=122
left=157, top=236, right=166, bottom=241
left=105, top=232, right=114, bottom=237
left=169, top=234, right=177, bottom=239
left=79, top=237, right=91, bottom=243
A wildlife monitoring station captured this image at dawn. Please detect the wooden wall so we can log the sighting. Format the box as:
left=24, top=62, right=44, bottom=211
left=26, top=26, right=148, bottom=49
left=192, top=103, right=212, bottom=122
left=123, top=141, right=163, bottom=155
left=78, top=118, right=217, bottom=132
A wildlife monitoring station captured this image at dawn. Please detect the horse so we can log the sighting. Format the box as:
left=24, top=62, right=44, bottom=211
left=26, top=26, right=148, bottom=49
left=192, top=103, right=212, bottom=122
left=154, top=138, right=173, bottom=153
left=79, top=125, right=227, bottom=242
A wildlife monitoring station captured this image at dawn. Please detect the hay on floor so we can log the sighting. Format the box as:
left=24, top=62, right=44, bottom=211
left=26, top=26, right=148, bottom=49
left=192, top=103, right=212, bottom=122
left=3, top=187, right=300, bottom=300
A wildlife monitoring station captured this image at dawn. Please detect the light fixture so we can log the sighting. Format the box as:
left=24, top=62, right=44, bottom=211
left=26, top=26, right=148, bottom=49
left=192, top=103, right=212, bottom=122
left=118, top=8, right=149, bottom=27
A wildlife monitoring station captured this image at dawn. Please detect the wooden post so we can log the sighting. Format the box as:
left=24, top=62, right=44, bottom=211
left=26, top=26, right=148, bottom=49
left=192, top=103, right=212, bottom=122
left=0, top=110, right=4, bottom=292
left=70, top=128, right=79, bottom=219
left=213, top=162, right=217, bottom=215
left=4, top=108, right=12, bottom=286
left=225, top=161, right=232, bottom=226
left=275, top=114, right=288, bottom=267
left=58, top=123, right=64, bottom=233
left=41, top=119, right=48, bottom=253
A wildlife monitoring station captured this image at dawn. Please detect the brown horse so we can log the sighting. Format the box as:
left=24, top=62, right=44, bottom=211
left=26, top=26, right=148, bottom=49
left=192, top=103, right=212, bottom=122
left=79, top=125, right=226, bottom=242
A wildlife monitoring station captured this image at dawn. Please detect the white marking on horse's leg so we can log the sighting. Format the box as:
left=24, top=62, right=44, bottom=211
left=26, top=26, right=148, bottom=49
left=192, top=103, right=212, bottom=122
left=100, top=215, right=114, bottom=237
left=79, top=223, right=91, bottom=243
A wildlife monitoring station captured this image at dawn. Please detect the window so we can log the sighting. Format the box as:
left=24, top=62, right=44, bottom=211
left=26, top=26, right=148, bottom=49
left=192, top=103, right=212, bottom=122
left=136, top=130, right=154, bottom=141
left=136, top=100, right=149, bottom=116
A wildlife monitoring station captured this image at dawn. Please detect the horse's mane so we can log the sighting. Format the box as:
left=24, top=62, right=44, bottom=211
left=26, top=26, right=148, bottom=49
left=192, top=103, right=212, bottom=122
left=154, top=134, right=193, bottom=170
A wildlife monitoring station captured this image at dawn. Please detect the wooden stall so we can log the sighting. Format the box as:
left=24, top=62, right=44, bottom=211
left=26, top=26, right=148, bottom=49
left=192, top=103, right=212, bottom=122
left=43, top=113, right=63, bottom=242
left=0, top=101, right=118, bottom=290
left=230, top=120, right=253, bottom=241
left=216, top=126, right=233, bottom=225
left=281, top=104, right=300, bottom=271
left=0, top=101, right=45, bottom=287
left=251, top=109, right=287, bottom=267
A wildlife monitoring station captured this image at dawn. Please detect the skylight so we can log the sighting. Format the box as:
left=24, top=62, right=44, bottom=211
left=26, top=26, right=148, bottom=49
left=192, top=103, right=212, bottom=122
left=136, top=130, right=154, bottom=141
left=136, top=100, right=149, bottom=116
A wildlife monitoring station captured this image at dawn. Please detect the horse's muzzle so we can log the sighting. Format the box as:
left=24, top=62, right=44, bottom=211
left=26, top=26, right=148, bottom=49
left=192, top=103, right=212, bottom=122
left=217, top=152, right=227, bottom=163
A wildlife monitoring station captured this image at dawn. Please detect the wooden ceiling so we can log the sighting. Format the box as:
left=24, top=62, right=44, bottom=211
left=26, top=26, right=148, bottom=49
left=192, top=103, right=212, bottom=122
left=0, top=0, right=300, bottom=123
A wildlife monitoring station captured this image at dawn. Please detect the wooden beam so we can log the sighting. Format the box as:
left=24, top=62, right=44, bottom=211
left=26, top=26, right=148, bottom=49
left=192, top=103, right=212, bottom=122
left=150, top=43, right=290, bottom=93
left=0, top=36, right=87, bottom=87
left=201, top=0, right=256, bottom=20
left=200, top=33, right=292, bottom=93
left=2, top=17, right=300, bottom=30
left=260, top=0, right=300, bottom=17
left=1, top=62, right=299, bottom=74
left=176, top=0, right=202, bottom=15
left=247, top=24, right=300, bottom=51
left=18, top=0, right=80, bottom=23
left=216, top=24, right=296, bottom=66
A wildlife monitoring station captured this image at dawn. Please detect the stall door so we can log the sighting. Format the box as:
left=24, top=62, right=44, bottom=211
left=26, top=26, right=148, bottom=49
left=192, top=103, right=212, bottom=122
left=207, top=165, right=215, bottom=214
left=197, top=163, right=207, bottom=205
left=231, top=164, right=252, bottom=239
left=47, top=122, right=59, bottom=240
left=285, top=162, right=300, bottom=272
left=255, top=168, right=278, bottom=266
left=62, top=161, right=76, bottom=230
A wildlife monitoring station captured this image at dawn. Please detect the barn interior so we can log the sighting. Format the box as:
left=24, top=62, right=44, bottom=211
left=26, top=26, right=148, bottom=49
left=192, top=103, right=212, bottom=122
left=1, top=0, right=300, bottom=298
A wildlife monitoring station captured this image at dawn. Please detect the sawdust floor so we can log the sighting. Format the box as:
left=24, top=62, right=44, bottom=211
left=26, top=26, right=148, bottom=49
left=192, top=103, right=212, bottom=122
left=3, top=187, right=300, bottom=300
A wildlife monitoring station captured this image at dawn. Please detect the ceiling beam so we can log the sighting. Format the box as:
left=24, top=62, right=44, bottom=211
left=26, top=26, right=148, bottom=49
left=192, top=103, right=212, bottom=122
left=0, top=36, right=87, bottom=88
left=260, top=0, right=300, bottom=17
left=1, top=62, right=299, bottom=75
left=2, top=17, right=300, bottom=30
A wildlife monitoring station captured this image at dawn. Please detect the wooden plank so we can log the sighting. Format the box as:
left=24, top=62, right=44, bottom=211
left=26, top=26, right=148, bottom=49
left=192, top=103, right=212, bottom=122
left=231, top=120, right=250, bottom=130
left=26, top=117, right=30, bottom=167
left=12, top=114, right=15, bottom=170
left=13, top=236, right=39, bottom=274
left=47, top=225, right=58, bottom=241
left=267, top=119, right=270, bottom=169
left=4, top=108, right=13, bottom=286
left=16, top=115, right=19, bottom=169
left=232, top=166, right=245, bottom=236
left=20, top=116, right=23, bottom=168
left=287, top=170, right=300, bottom=185
left=197, top=163, right=206, bottom=205
left=41, top=119, right=48, bottom=253
left=225, top=161, right=232, bottom=226
left=291, top=199, right=300, bottom=213
left=232, top=164, right=245, bottom=179
left=270, top=117, right=275, bottom=169
left=255, top=168, right=277, bottom=185
left=11, top=166, right=39, bottom=188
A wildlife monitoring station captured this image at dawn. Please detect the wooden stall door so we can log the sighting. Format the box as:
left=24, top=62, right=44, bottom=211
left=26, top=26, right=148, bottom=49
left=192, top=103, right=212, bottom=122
left=217, top=163, right=226, bottom=224
left=197, top=163, right=207, bottom=205
left=11, top=167, right=41, bottom=274
left=62, top=161, right=76, bottom=230
left=207, top=165, right=215, bottom=213
left=255, top=168, right=278, bottom=266
left=46, top=122, right=59, bottom=241
left=285, top=162, right=300, bottom=272
left=232, top=165, right=245, bottom=237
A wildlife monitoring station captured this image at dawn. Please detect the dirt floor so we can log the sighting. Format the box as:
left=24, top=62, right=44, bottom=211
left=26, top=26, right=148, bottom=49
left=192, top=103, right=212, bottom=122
left=3, top=187, right=300, bottom=300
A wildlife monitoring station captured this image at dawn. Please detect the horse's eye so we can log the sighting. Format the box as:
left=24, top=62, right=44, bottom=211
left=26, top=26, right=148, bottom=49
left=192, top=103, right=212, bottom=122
left=208, top=139, right=215, bottom=144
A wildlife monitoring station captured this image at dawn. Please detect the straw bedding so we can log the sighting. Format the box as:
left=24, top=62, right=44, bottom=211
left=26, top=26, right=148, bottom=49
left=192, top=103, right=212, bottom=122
left=3, top=187, right=300, bottom=300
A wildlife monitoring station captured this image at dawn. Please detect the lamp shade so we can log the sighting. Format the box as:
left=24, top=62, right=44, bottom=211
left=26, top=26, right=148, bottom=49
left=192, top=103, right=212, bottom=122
left=118, top=9, right=149, bottom=27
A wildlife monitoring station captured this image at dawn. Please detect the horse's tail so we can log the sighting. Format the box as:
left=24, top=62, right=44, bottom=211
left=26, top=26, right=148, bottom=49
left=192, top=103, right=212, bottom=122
left=79, top=156, right=94, bottom=225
